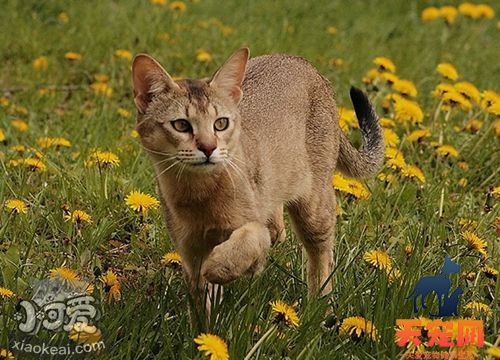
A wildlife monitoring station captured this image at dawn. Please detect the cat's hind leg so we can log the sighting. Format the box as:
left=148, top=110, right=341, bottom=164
left=287, top=186, right=336, bottom=296
left=201, top=221, right=271, bottom=285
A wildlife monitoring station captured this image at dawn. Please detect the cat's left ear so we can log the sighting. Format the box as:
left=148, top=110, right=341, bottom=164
left=210, top=48, right=249, bottom=104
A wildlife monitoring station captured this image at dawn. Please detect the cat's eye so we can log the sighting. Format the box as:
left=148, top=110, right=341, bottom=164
left=171, top=119, right=192, bottom=133
left=214, top=117, right=229, bottom=131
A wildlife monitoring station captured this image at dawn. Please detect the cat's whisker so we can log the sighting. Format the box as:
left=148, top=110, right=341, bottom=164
left=142, top=147, right=176, bottom=157
left=156, top=160, right=181, bottom=178
left=153, top=157, right=180, bottom=169
left=222, top=163, right=237, bottom=199
left=225, top=158, right=250, bottom=187
left=175, top=163, right=187, bottom=183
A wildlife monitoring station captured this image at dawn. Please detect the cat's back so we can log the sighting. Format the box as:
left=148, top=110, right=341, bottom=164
left=239, top=53, right=337, bottom=138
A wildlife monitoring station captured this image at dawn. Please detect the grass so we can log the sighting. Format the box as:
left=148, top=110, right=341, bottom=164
left=0, top=0, right=499, bottom=359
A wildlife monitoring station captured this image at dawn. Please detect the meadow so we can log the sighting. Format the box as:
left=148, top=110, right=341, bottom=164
left=0, top=0, right=499, bottom=359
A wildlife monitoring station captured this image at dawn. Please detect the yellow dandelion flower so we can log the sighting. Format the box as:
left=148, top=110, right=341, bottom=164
left=457, top=162, right=469, bottom=171
left=393, top=98, right=424, bottom=124
left=117, top=108, right=131, bottom=118
left=392, top=79, right=417, bottom=97
left=406, top=128, right=431, bottom=142
left=0, top=129, right=5, bottom=142
left=0, top=287, right=15, bottom=299
left=86, top=149, right=120, bottom=168
left=486, top=102, right=500, bottom=116
left=386, top=156, right=407, bottom=171
left=338, top=107, right=358, bottom=132
left=194, top=333, right=229, bottom=360
left=161, top=251, right=182, bottom=267
left=380, top=72, right=399, bottom=85
left=454, top=81, right=481, bottom=104
left=101, top=270, right=121, bottom=302
left=58, top=11, right=70, bottom=24
left=326, top=26, right=338, bottom=35
left=18, top=157, right=46, bottom=171
left=477, top=4, right=495, bottom=19
left=462, top=231, right=487, bottom=256
left=362, top=68, right=381, bottom=85
left=270, top=300, right=300, bottom=328
left=363, top=249, right=392, bottom=271
left=458, top=177, right=468, bottom=187
left=481, top=266, right=498, bottom=280
left=68, top=322, right=102, bottom=344
left=150, top=0, right=167, bottom=5
left=32, top=56, right=49, bottom=71
left=463, top=301, right=492, bottom=318
left=90, top=82, right=113, bottom=97
left=385, top=147, right=405, bottom=161
left=379, top=117, right=395, bottom=128
left=378, top=172, right=395, bottom=184
left=442, top=90, right=472, bottom=112
left=170, top=1, right=187, bottom=11
left=114, top=49, right=132, bottom=60
left=373, top=56, right=396, bottom=73
left=432, top=83, right=456, bottom=99
left=401, top=164, right=426, bottom=183
left=436, top=63, right=459, bottom=80
left=439, top=6, right=458, bottom=25
left=0, top=348, right=14, bottom=360
left=436, top=144, right=459, bottom=158
left=130, top=130, right=139, bottom=138
left=383, top=128, right=399, bottom=147
left=0, top=97, right=9, bottom=107
left=5, top=199, right=28, bottom=214
left=11, top=119, right=29, bottom=132
left=125, top=190, right=160, bottom=215
left=421, top=6, right=441, bottom=22
left=481, top=89, right=500, bottom=110
left=463, top=119, right=482, bottom=133
left=486, top=347, right=500, bottom=359
left=37, top=136, right=71, bottom=149
left=332, top=174, right=371, bottom=200
left=64, top=210, right=92, bottom=224
left=196, top=49, right=212, bottom=63
left=459, top=3, right=480, bottom=18
left=65, top=51, right=82, bottom=61
left=49, top=267, right=80, bottom=282
left=404, top=244, right=414, bottom=256
left=339, top=316, right=379, bottom=342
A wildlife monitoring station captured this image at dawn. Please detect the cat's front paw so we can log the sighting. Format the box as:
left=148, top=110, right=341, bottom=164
left=202, top=244, right=241, bottom=285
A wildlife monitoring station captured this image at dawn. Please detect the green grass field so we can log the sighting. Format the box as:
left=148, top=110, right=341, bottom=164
left=1, top=0, right=499, bottom=359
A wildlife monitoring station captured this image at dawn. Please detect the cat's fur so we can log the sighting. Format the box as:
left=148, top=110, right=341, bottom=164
left=132, top=48, right=384, bottom=312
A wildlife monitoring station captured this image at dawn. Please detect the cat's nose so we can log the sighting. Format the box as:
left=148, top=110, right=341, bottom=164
left=197, top=144, right=216, bottom=158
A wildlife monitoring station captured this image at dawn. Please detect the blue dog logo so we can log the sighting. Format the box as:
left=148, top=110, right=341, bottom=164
left=405, top=254, right=463, bottom=317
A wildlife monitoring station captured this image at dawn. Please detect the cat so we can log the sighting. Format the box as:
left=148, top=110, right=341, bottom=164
left=131, top=48, right=384, bottom=315
left=405, top=254, right=461, bottom=314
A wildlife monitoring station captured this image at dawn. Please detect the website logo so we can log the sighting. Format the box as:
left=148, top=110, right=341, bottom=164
left=405, top=254, right=463, bottom=317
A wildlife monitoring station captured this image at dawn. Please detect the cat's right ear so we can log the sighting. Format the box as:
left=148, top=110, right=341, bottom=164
left=132, top=54, right=180, bottom=114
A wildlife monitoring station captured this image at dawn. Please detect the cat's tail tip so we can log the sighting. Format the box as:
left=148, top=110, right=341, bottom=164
left=337, top=87, right=385, bottom=179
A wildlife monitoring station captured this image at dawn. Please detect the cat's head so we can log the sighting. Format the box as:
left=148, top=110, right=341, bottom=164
left=132, top=48, right=249, bottom=175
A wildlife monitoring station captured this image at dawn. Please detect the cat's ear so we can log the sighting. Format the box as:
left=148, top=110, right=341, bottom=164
left=209, top=48, right=249, bottom=104
left=132, top=54, right=180, bottom=114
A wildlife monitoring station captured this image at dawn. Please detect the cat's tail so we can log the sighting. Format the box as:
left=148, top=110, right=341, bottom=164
left=337, top=87, right=384, bottom=179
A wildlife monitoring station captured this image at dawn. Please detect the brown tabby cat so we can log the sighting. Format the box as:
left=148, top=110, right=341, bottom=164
left=132, top=48, right=384, bottom=312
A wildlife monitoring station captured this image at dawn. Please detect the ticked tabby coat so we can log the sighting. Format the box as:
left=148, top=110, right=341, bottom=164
left=132, top=48, right=384, bottom=313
